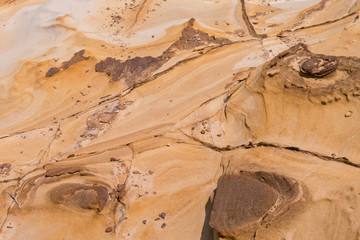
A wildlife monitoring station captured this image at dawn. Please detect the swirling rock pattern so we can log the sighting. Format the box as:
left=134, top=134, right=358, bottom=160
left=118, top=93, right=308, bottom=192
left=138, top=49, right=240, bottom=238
left=1, top=0, right=360, bottom=240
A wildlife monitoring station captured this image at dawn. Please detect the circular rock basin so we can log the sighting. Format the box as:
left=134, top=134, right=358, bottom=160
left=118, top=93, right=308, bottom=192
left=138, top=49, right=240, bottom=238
left=209, top=174, right=278, bottom=237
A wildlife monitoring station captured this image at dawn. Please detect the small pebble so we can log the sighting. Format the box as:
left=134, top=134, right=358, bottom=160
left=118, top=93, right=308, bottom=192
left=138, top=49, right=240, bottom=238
left=142, top=220, right=147, bottom=225
left=345, top=111, right=353, bottom=117
left=161, top=223, right=166, bottom=228
left=159, top=212, right=166, bottom=219
left=105, top=227, right=113, bottom=233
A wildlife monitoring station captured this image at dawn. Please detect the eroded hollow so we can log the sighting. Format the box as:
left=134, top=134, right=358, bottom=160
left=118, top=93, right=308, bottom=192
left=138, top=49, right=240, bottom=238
left=209, top=171, right=301, bottom=238
left=49, top=183, right=108, bottom=212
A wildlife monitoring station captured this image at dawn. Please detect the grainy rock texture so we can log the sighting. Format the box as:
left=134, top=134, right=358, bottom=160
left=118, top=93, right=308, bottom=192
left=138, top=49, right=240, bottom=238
left=1, top=0, right=360, bottom=240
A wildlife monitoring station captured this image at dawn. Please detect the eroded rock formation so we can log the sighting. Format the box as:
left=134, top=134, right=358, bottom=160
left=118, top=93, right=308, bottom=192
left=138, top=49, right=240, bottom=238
left=1, top=0, right=360, bottom=240
left=209, top=172, right=302, bottom=238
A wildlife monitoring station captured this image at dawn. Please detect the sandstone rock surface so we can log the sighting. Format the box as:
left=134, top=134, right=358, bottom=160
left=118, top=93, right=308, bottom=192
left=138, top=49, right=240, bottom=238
left=1, top=0, right=360, bottom=240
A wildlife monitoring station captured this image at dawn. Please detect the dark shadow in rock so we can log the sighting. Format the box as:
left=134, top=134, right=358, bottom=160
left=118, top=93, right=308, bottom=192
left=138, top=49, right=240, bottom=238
left=200, top=196, right=214, bottom=240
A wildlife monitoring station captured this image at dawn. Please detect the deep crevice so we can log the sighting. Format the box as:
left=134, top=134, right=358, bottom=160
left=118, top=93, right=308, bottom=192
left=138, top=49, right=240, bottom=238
left=181, top=131, right=360, bottom=169
left=239, top=0, right=267, bottom=38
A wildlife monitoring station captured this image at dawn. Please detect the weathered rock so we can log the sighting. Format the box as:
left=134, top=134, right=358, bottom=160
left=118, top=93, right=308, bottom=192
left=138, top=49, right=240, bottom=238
left=62, top=50, right=90, bottom=69
left=95, top=56, right=161, bottom=85
left=209, top=172, right=301, bottom=238
left=95, top=18, right=231, bottom=86
left=2, top=0, right=360, bottom=240
left=300, top=56, right=338, bottom=77
left=168, top=18, right=231, bottom=51
left=45, top=50, right=89, bottom=77
left=45, top=67, right=60, bottom=77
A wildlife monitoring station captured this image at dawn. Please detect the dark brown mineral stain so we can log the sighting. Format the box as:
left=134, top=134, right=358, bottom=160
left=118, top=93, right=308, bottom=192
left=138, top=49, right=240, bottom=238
left=300, top=56, right=338, bottom=77
left=61, top=50, right=90, bottom=69
left=45, top=50, right=89, bottom=77
left=95, top=56, right=161, bottom=86
left=95, top=18, right=231, bottom=86
left=49, top=183, right=108, bottom=211
left=167, top=18, right=231, bottom=52
left=45, top=67, right=60, bottom=77
left=209, top=172, right=301, bottom=238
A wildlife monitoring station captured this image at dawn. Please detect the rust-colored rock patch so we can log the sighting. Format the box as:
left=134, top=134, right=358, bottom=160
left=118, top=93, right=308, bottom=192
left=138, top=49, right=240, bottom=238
left=95, top=56, right=162, bottom=86
left=46, top=50, right=90, bottom=77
